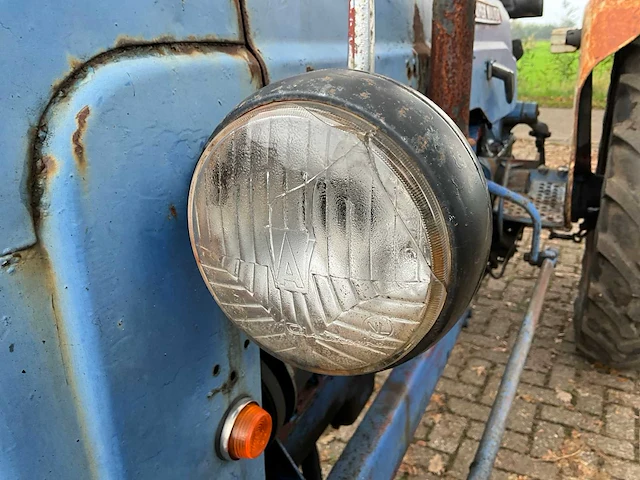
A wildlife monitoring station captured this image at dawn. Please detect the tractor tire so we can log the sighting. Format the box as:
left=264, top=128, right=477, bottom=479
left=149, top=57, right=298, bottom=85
left=574, top=39, right=640, bottom=368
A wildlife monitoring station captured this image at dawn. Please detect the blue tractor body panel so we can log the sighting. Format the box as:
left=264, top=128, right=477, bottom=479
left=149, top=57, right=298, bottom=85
left=1, top=46, right=265, bottom=480
left=0, top=0, right=243, bottom=255
left=471, top=1, right=517, bottom=125
left=0, top=1, right=516, bottom=478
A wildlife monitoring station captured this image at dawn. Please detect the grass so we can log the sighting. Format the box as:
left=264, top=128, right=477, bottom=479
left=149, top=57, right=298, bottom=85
left=517, top=40, right=612, bottom=109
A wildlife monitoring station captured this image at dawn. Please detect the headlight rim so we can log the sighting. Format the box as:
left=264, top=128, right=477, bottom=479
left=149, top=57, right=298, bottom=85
left=191, top=68, right=492, bottom=371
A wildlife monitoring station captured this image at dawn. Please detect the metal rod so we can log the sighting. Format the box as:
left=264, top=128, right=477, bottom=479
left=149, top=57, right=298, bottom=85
left=347, top=0, right=375, bottom=72
left=327, top=315, right=466, bottom=480
left=429, top=0, right=476, bottom=135
left=497, top=136, right=516, bottom=246
left=487, top=180, right=543, bottom=265
left=467, top=256, right=557, bottom=480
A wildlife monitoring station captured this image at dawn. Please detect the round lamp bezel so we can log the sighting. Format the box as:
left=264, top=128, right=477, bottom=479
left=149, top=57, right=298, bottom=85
left=188, top=69, right=492, bottom=374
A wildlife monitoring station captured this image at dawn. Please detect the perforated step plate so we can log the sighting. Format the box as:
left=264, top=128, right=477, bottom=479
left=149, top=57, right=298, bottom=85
left=498, top=167, right=568, bottom=228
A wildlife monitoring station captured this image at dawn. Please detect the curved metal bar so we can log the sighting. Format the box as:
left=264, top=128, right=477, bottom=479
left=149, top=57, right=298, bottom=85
left=487, top=180, right=542, bottom=265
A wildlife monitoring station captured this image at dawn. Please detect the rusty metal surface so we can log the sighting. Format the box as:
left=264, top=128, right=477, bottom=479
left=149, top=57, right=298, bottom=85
left=429, top=0, right=476, bottom=134
left=2, top=43, right=264, bottom=479
left=71, top=106, right=91, bottom=170
left=240, top=0, right=514, bottom=132
left=411, top=4, right=431, bottom=95
left=567, top=0, right=640, bottom=224
left=576, top=0, right=640, bottom=91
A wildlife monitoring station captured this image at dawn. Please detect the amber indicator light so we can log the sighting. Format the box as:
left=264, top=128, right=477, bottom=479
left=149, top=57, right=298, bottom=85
left=227, top=402, right=272, bottom=460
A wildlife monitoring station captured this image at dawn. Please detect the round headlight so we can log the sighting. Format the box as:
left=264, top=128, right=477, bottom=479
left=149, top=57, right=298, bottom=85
left=189, top=70, right=491, bottom=375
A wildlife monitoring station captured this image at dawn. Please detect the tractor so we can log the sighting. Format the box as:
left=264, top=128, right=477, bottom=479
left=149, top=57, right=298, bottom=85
left=0, top=0, right=637, bottom=479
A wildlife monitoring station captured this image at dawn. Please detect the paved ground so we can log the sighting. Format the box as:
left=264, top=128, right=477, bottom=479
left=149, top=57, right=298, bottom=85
left=318, top=142, right=640, bottom=479
left=513, top=108, right=604, bottom=145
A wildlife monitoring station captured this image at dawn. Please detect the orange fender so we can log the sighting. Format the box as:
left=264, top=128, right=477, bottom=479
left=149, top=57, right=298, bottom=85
left=567, top=0, right=640, bottom=224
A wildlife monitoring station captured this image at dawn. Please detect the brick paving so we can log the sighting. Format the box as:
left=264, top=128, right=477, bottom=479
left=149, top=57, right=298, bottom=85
left=319, top=146, right=640, bottom=479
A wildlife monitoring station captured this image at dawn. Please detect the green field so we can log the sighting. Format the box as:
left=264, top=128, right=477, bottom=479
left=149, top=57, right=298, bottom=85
left=517, top=40, right=612, bottom=109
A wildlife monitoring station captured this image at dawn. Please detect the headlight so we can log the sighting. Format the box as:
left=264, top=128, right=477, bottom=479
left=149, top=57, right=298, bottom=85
left=188, top=69, right=491, bottom=375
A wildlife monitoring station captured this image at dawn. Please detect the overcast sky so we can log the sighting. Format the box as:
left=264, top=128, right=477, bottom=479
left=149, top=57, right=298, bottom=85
left=518, top=0, right=589, bottom=26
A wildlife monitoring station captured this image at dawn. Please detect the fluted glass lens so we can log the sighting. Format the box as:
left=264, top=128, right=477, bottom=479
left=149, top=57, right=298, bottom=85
left=188, top=102, right=451, bottom=374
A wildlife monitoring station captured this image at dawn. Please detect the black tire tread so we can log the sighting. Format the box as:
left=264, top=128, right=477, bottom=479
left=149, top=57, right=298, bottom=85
left=574, top=40, right=640, bottom=368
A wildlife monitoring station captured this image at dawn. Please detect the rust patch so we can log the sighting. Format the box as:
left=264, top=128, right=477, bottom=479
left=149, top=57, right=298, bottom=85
left=36, top=154, right=58, bottom=178
left=406, top=61, right=414, bottom=81
left=415, top=135, right=429, bottom=151
left=31, top=154, right=58, bottom=225
left=567, top=0, right=640, bottom=224
left=244, top=50, right=263, bottom=87
left=113, top=34, right=222, bottom=49
left=67, top=55, right=84, bottom=71
left=168, top=204, right=178, bottom=219
left=429, top=0, right=475, bottom=134
left=577, top=0, right=640, bottom=89
left=348, top=5, right=358, bottom=60
left=72, top=106, right=90, bottom=169
left=237, top=0, right=269, bottom=85
left=52, top=43, right=253, bottom=97
left=412, top=6, right=427, bottom=51
left=412, top=5, right=431, bottom=95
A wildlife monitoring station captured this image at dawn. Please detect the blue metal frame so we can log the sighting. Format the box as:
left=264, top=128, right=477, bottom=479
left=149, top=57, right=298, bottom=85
left=1, top=28, right=265, bottom=480
left=468, top=255, right=556, bottom=480
left=328, top=315, right=466, bottom=480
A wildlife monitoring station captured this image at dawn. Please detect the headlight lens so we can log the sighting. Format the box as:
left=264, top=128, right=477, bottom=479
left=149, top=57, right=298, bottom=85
left=188, top=69, right=492, bottom=375
left=189, top=100, right=451, bottom=375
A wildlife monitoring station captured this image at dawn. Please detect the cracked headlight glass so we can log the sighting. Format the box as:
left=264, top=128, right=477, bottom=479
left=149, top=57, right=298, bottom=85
left=188, top=70, right=491, bottom=375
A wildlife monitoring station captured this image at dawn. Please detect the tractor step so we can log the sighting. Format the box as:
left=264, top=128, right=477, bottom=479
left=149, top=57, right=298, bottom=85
left=499, top=166, right=568, bottom=228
